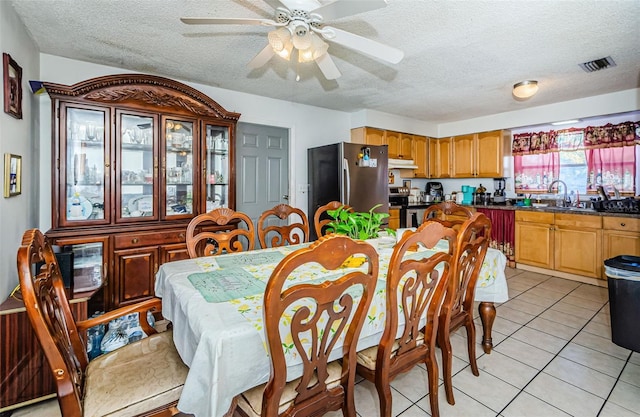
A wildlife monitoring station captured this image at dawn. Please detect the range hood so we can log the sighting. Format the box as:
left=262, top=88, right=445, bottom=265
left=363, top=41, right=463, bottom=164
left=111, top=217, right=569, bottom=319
left=388, top=158, right=418, bottom=169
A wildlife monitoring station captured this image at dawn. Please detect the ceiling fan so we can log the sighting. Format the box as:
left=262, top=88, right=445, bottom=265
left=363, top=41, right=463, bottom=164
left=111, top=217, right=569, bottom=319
left=181, top=0, right=404, bottom=80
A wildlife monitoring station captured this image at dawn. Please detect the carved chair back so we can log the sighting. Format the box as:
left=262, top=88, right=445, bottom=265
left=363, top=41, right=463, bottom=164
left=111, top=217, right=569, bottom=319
left=186, top=208, right=255, bottom=257
left=422, top=201, right=474, bottom=230
left=356, top=221, right=456, bottom=417
left=437, top=212, right=492, bottom=405
left=257, top=204, right=310, bottom=248
left=261, top=234, right=378, bottom=416
left=313, top=201, right=353, bottom=239
left=17, top=229, right=88, bottom=416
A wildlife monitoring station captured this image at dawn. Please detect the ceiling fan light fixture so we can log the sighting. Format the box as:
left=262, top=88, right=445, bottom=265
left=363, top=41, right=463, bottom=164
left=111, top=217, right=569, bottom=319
left=268, top=27, right=291, bottom=52
left=513, top=80, right=539, bottom=99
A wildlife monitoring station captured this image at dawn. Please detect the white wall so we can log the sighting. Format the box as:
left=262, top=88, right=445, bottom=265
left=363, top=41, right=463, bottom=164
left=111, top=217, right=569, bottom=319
left=0, top=2, right=40, bottom=302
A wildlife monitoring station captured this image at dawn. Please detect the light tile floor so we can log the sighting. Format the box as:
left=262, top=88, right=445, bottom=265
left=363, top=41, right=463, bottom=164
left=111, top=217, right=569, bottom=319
left=10, top=267, right=640, bottom=417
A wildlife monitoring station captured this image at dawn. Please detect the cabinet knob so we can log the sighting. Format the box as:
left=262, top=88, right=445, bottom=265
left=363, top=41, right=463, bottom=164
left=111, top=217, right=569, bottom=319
left=179, top=232, right=185, bottom=239
left=620, top=223, right=626, bottom=227
left=105, top=163, right=110, bottom=168
left=131, top=237, right=139, bottom=244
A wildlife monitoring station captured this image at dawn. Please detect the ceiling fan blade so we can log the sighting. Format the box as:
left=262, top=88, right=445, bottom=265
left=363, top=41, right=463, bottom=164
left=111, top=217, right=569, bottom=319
left=321, top=26, right=404, bottom=64
left=315, top=53, right=341, bottom=80
left=180, top=17, right=276, bottom=26
left=262, top=0, right=289, bottom=10
left=311, top=0, right=388, bottom=21
left=248, top=44, right=276, bottom=69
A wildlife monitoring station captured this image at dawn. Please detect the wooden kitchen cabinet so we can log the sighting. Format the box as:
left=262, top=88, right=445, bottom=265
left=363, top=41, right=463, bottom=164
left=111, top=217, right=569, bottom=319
left=385, top=131, right=401, bottom=158
left=602, top=216, right=640, bottom=268
left=476, top=130, right=505, bottom=177
left=429, top=137, right=451, bottom=178
left=350, top=127, right=386, bottom=146
left=554, top=213, right=602, bottom=279
left=413, top=135, right=428, bottom=178
left=389, top=208, right=400, bottom=229
left=515, top=211, right=554, bottom=269
left=451, top=130, right=505, bottom=178
left=44, top=74, right=240, bottom=310
left=451, top=133, right=476, bottom=178
left=516, top=210, right=608, bottom=279
left=398, top=133, right=413, bottom=159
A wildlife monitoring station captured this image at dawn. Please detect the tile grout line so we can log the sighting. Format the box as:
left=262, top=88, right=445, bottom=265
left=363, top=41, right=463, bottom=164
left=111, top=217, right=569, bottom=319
left=494, top=274, right=618, bottom=416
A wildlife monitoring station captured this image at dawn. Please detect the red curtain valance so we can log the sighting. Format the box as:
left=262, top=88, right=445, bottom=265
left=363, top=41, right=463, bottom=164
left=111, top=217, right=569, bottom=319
left=512, top=121, right=639, bottom=156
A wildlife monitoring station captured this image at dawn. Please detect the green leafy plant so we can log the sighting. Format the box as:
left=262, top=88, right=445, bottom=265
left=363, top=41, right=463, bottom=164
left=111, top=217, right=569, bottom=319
left=326, top=204, right=395, bottom=240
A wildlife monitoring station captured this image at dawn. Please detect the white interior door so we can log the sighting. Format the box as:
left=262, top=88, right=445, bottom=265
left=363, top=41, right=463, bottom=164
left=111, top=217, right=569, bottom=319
left=236, top=123, right=289, bottom=248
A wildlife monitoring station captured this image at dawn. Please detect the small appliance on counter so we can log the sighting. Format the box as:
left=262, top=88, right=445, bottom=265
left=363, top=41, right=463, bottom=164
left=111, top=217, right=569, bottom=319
left=461, top=185, right=476, bottom=205
left=425, top=182, right=444, bottom=202
left=493, top=177, right=507, bottom=204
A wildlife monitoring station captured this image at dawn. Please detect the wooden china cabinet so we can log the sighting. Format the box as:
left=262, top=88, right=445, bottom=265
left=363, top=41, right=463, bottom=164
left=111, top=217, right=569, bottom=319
left=43, top=74, right=240, bottom=310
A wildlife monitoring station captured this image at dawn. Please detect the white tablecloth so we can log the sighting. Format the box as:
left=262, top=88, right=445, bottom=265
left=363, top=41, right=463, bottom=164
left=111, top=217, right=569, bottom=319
left=155, top=240, right=508, bottom=416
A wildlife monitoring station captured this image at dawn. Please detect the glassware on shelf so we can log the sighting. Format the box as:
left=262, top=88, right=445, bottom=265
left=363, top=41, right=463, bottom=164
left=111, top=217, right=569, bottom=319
left=66, top=108, right=106, bottom=222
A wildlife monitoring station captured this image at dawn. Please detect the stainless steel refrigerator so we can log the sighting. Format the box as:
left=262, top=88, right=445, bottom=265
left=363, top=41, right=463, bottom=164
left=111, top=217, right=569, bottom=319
left=308, top=142, right=389, bottom=239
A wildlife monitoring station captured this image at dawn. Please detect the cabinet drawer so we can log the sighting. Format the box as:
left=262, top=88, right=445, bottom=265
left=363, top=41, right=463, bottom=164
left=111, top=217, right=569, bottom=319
left=603, top=216, right=640, bottom=233
left=555, top=213, right=602, bottom=229
left=515, top=211, right=554, bottom=224
left=114, top=230, right=186, bottom=249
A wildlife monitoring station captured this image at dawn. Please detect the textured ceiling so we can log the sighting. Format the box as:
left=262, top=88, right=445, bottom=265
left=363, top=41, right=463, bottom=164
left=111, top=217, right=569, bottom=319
left=9, top=0, right=640, bottom=123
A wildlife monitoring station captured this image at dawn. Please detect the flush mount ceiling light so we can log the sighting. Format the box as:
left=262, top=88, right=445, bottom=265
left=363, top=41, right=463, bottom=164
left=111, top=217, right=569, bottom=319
left=513, top=80, right=539, bottom=99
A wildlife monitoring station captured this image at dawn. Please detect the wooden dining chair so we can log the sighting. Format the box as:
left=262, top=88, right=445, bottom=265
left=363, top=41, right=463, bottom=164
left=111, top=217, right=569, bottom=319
left=257, top=203, right=310, bottom=248
left=437, top=212, right=491, bottom=405
left=16, top=229, right=189, bottom=417
left=422, top=201, right=474, bottom=229
left=313, top=201, right=353, bottom=240
left=232, top=234, right=379, bottom=417
left=186, top=207, right=255, bottom=257
left=355, top=222, right=457, bottom=417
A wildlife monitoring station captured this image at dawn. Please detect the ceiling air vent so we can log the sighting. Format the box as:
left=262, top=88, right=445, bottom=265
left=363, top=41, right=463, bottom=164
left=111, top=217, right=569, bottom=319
left=579, top=56, right=616, bottom=73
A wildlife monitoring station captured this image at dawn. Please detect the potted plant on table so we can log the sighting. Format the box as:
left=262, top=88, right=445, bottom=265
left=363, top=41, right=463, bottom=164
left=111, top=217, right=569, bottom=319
left=325, top=203, right=395, bottom=242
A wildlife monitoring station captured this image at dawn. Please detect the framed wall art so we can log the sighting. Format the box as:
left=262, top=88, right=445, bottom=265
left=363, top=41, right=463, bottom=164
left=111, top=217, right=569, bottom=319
left=3, top=53, right=23, bottom=119
left=4, top=153, right=22, bottom=197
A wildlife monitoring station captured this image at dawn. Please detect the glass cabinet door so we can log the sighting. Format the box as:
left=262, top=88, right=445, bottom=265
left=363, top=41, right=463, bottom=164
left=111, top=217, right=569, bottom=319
left=62, top=105, right=108, bottom=224
left=117, top=111, right=157, bottom=221
left=205, top=124, right=230, bottom=212
left=164, top=118, right=194, bottom=217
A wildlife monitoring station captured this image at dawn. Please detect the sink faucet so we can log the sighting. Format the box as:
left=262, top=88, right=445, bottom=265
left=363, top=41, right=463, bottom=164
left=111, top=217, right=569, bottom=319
left=547, top=180, right=570, bottom=207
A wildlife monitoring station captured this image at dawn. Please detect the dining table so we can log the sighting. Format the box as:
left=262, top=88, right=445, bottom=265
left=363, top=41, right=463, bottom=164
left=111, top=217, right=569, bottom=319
left=154, top=237, right=508, bottom=416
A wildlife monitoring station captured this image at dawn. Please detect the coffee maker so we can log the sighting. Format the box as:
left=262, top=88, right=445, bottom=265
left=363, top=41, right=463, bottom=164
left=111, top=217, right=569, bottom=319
left=425, top=182, right=443, bottom=202
left=493, top=177, right=507, bottom=204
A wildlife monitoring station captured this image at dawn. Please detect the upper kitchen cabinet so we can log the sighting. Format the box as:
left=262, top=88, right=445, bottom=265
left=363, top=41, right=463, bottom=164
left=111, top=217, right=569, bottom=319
left=386, top=131, right=412, bottom=159
left=44, top=74, right=240, bottom=309
left=429, top=137, right=452, bottom=178
left=351, top=127, right=386, bottom=146
left=451, top=130, right=508, bottom=178
left=412, top=135, right=428, bottom=178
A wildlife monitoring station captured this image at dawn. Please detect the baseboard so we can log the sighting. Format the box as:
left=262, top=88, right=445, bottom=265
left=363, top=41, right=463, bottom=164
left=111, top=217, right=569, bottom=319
left=515, top=264, right=608, bottom=288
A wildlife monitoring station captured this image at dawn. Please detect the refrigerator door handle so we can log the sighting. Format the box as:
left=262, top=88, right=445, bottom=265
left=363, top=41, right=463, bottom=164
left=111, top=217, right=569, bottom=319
left=343, top=157, right=350, bottom=205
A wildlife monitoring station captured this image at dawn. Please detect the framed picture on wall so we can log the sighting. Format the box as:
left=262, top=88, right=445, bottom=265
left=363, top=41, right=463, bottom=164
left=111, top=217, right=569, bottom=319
left=3, top=53, right=23, bottom=119
left=4, top=153, right=22, bottom=197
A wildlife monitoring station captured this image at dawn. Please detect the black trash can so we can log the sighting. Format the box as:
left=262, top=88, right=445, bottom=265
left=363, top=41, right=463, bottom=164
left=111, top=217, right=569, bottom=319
left=605, top=255, right=640, bottom=352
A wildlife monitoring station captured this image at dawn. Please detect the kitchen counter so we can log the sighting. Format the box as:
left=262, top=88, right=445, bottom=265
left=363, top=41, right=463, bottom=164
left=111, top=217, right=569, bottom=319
left=467, top=204, right=639, bottom=218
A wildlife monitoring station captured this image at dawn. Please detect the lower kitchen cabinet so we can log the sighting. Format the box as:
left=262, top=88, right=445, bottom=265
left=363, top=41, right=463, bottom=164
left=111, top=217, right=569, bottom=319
left=602, top=216, right=640, bottom=269
left=554, top=213, right=602, bottom=279
left=515, top=210, right=639, bottom=280
left=389, top=208, right=400, bottom=230
left=515, top=211, right=554, bottom=269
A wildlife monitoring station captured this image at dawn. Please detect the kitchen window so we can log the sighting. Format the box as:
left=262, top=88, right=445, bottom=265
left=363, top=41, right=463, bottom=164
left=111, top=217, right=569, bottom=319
left=513, top=121, right=639, bottom=195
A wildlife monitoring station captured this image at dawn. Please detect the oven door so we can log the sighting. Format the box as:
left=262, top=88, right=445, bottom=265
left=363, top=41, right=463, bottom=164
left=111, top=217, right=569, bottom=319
left=406, top=208, right=427, bottom=228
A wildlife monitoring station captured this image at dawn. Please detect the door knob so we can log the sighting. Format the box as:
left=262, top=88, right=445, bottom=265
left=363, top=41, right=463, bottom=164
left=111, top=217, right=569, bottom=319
left=282, top=195, right=289, bottom=200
